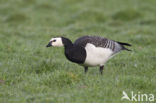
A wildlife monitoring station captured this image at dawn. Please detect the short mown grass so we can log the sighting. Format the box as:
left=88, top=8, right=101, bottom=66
left=0, top=0, right=156, bottom=103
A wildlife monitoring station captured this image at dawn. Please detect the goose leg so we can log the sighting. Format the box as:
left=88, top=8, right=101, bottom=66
left=84, top=66, right=88, bottom=74
left=99, top=66, right=104, bottom=75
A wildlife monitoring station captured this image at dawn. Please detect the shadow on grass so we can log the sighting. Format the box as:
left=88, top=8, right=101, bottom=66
left=32, top=60, right=60, bottom=74
left=70, top=10, right=106, bottom=23
left=112, top=9, right=142, bottom=21
left=5, top=13, right=28, bottom=23
left=42, top=72, right=82, bottom=88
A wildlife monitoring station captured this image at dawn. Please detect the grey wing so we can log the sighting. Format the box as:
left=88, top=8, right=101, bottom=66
left=101, top=39, right=123, bottom=54
left=112, top=42, right=123, bottom=54
left=74, top=36, right=108, bottom=48
left=74, top=36, right=92, bottom=47
left=74, top=36, right=123, bottom=54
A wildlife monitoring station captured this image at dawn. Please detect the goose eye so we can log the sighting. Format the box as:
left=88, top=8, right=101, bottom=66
left=53, top=40, right=56, bottom=42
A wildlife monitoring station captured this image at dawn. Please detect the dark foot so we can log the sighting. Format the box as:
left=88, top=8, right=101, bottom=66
left=99, top=66, right=104, bottom=75
left=84, top=67, right=88, bottom=74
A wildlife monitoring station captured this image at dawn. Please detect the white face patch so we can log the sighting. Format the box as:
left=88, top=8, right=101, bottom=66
left=50, top=37, right=64, bottom=47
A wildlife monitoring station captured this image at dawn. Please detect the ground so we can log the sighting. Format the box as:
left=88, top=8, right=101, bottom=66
left=0, top=0, right=156, bottom=103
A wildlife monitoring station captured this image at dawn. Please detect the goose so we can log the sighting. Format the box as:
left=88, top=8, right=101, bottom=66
left=46, top=36, right=131, bottom=74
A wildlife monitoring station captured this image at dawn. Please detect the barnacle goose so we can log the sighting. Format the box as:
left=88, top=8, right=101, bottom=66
left=46, top=36, right=131, bottom=74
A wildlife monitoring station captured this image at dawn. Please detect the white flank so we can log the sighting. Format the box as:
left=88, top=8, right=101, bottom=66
left=84, top=43, right=113, bottom=66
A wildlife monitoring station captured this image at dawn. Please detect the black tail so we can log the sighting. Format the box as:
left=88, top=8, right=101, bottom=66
left=117, top=41, right=132, bottom=51
left=117, top=42, right=131, bottom=46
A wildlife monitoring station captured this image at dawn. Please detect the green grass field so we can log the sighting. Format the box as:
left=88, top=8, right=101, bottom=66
left=0, top=0, right=156, bottom=103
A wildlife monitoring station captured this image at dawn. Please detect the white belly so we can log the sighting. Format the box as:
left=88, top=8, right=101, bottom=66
left=84, top=43, right=113, bottom=66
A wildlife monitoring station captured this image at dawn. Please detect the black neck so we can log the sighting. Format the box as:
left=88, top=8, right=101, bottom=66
left=61, top=37, right=73, bottom=48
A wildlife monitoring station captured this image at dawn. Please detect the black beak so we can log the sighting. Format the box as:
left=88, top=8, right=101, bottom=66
left=46, top=42, right=52, bottom=47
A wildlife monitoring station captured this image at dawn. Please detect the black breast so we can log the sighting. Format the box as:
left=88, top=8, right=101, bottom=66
left=64, top=45, right=86, bottom=64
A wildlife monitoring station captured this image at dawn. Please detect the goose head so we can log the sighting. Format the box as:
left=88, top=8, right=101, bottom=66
left=46, top=37, right=73, bottom=48
left=46, top=37, right=63, bottom=47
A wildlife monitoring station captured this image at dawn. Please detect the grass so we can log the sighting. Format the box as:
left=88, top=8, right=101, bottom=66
left=0, top=0, right=156, bottom=103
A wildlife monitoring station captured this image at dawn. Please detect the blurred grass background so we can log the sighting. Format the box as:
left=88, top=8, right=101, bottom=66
left=0, top=0, right=156, bottom=103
